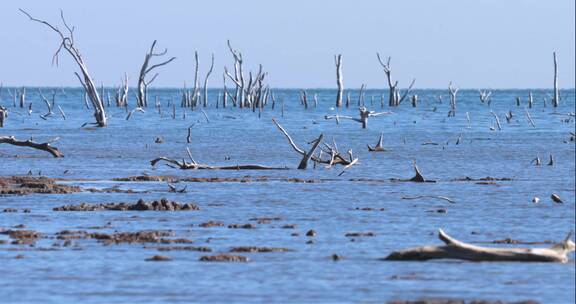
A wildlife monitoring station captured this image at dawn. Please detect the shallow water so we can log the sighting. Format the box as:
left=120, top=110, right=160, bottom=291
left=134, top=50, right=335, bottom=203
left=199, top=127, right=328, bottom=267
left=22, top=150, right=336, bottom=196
left=1, top=88, right=575, bottom=303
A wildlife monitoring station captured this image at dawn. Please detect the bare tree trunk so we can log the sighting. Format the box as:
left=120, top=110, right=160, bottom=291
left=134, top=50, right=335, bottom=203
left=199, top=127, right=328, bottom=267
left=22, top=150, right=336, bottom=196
left=553, top=52, right=559, bottom=107
left=137, top=40, right=176, bottom=108
left=202, top=53, right=214, bottom=107
left=21, top=9, right=108, bottom=127
left=192, top=51, right=200, bottom=108
left=448, top=82, right=459, bottom=117
left=335, top=54, right=343, bottom=108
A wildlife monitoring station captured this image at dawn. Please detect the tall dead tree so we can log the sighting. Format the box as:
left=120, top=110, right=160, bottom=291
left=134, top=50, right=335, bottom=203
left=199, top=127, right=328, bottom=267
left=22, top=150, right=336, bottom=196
left=137, top=40, right=176, bottom=108
left=335, top=54, right=343, bottom=108
left=115, top=73, right=129, bottom=107
left=376, top=54, right=415, bottom=107
left=191, top=51, right=200, bottom=107
left=202, top=53, right=215, bottom=107
left=21, top=9, right=108, bottom=127
left=448, top=82, right=459, bottom=117
left=552, top=52, right=559, bottom=107
left=227, top=40, right=245, bottom=108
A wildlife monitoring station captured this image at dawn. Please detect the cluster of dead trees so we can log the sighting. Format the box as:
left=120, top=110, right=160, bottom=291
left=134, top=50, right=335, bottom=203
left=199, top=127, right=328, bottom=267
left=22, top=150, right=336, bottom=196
left=8, top=9, right=564, bottom=129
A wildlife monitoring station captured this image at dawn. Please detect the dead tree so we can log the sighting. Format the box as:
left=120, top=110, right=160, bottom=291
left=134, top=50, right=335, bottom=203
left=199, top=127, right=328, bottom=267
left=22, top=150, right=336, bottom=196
left=137, top=40, right=176, bottom=107
left=115, top=73, right=129, bottom=107
left=552, top=52, right=559, bottom=107
left=325, top=106, right=391, bottom=129
left=271, top=119, right=323, bottom=169
left=272, top=119, right=356, bottom=168
left=21, top=9, right=107, bottom=127
left=376, top=54, right=415, bottom=107
left=202, top=53, right=215, bottom=107
left=0, top=106, right=6, bottom=127
left=479, top=90, right=492, bottom=104
left=191, top=51, right=200, bottom=107
left=335, top=54, right=343, bottom=107
left=0, top=136, right=63, bottom=157
left=448, top=82, right=459, bottom=117
left=19, top=87, right=26, bottom=108
left=528, top=91, right=533, bottom=108
left=384, top=229, right=575, bottom=263
left=227, top=40, right=245, bottom=108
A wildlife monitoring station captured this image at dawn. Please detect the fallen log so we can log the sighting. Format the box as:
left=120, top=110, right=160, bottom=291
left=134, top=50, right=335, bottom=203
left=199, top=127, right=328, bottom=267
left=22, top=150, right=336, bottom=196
left=150, top=157, right=287, bottom=170
left=384, top=229, right=575, bottom=263
left=0, top=136, right=63, bottom=157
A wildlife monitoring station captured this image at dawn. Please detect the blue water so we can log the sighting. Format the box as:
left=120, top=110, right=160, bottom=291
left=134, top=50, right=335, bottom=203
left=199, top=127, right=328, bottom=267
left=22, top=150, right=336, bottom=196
left=0, top=88, right=575, bottom=303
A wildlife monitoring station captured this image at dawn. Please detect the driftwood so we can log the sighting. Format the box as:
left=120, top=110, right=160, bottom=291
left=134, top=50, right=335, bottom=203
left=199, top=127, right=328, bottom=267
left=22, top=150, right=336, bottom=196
left=271, top=119, right=323, bottom=169
left=401, top=195, right=456, bottom=204
left=272, top=119, right=357, bottom=169
left=0, top=136, right=63, bottom=157
left=150, top=157, right=287, bottom=170
left=367, top=132, right=387, bottom=152
left=384, top=229, right=575, bottom=263
left=21, top=9, right=107, bottom=127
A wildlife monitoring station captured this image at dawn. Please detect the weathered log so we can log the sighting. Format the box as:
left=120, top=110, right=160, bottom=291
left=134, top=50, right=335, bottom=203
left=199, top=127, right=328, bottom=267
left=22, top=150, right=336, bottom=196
left=150, top=157, right=287, bottom=170
left=0, top=136, right=63, bottom=157
left=384, top=229, right=575, bottom=263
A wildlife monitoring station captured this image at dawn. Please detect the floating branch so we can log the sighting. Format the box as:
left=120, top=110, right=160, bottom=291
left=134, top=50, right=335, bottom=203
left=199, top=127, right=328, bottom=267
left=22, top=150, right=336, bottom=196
left=384, top=229, right=575, bottom=263
left=0, top=136, right=63, bottom=157
left=367, top=132, right=387, bottom=152
left=401, top=195, right=456, bottom=204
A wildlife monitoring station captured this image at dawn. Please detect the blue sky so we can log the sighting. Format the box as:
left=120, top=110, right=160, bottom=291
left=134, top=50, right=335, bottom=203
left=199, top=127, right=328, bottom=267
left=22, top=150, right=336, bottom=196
left=1, top=0, right=574, bottom=88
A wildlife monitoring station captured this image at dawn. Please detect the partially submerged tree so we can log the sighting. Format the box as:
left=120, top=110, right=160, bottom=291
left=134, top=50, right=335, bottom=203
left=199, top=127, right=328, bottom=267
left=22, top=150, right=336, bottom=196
left=335, top=54, right=343, bottom=108
left=325, top=106, right=391, bottom=129
left=376, top=54, right=415, bottom=107
left=20, top=9, right=107, bottom=127
left=552, top=52, right=559, bottom=107
left=137, top=40, right=176, bottom=107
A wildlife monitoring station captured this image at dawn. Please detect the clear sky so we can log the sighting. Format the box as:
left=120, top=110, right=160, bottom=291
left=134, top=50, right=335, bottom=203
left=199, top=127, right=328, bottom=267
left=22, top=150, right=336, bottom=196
left=0, top=0, right=574, bottom=89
